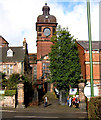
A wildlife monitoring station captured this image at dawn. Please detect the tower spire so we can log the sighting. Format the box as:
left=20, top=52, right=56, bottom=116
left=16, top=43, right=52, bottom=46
left=42, top=3, right=50, bottom=15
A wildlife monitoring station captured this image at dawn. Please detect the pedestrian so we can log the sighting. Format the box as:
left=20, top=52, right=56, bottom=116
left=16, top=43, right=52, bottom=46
left=72, top=96, right=76, bottom=107
left=69, top=97, right=72, bottom=107
left=44, top=96, right=48, bottom=107
left=75, top=95, right=79, bottom=108
left=66, top=95, right=69, bottom=106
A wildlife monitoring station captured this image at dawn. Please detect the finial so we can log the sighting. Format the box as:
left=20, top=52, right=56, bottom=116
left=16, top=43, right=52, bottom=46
left=45, top=2, right=47, bottom=6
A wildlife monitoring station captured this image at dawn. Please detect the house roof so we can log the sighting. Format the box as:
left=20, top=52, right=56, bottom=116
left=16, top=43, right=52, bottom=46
left=0, top=47, right=25, bottom=62
left=77, top=41, right=101, bottom=50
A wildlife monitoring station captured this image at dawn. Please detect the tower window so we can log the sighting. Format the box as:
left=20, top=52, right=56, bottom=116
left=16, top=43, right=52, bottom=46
left=38, top=33, right=41, bottom=36
left=42, top=62, right=50, bottom=77
left=53, top=27, right=56, bottom=35
left=37, top=26, right=41, bottom=32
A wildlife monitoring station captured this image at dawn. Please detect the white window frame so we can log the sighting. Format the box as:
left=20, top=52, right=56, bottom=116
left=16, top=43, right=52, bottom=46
left=7, top=49, right=13, bottom=57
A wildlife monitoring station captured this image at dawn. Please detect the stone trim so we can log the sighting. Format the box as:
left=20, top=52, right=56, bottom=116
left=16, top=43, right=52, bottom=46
left=84, top=50, right=100, bottom=53
left=36, top=40, right=50, bottom=42
left=85, top=61, right=101, bottom=64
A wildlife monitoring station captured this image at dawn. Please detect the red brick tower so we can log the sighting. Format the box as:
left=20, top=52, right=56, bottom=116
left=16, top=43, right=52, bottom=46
left=36, top=3, right=57, bottom=81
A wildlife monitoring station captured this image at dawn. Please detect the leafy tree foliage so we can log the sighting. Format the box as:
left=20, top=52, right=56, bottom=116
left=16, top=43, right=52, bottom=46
left=7, top=73, right=20, bottom=90
left=1, top=73, right=29, bottom=90
left=49, top=26, right=81, bottom=91
left=0, top=72, right=8, bottom=89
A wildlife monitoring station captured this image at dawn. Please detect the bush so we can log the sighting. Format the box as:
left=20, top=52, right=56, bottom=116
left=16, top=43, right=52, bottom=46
left=69, top=95, right=74, bottom=98
left=75, top=91, right=79, bottom=95
left=88, top=96, right=101, bottom=119
left=5, top=90, right=16, bottom=96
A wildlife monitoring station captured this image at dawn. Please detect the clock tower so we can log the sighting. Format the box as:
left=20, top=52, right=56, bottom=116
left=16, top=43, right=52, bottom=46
left=36, top=3, right=57, bottom=60
left=36, top=3, right=57, bottom=81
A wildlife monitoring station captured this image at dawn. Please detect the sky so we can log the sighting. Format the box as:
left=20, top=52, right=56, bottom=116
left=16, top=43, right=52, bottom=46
left=0, top=0, right=100, bottom=53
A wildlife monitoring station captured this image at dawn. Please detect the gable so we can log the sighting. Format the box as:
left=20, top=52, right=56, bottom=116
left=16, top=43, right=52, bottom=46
left=0, top=36, right=9, bottom=47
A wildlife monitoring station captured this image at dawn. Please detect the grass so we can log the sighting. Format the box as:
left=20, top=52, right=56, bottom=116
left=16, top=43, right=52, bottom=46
left=43, top=91, right=58, bottom=100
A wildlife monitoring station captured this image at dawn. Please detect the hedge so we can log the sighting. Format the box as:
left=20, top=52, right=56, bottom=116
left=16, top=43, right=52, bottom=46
left=88, top=96, right=101, bottom=119
left=5, top=90, right=16, bottom=96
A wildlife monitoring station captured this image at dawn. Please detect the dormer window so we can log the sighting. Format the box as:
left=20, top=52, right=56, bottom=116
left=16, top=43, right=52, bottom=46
left=7, top=49, right=13, bottom=57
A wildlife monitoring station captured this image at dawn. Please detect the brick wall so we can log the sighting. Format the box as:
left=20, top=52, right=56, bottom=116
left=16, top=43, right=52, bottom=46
left=37, top=41, right=53, bottom=60
left=85, top=51, right=100, bottom=80
left=37, top=61, right=42, bottom=79
left=77, top=43, right=86, bottom=79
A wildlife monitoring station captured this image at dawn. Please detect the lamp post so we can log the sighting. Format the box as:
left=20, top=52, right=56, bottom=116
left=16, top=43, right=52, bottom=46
left=87, top=0, right=94, bottom=97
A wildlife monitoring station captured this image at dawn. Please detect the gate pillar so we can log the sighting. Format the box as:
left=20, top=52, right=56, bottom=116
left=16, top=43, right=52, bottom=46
left=16, top=75, right=25, bottom=108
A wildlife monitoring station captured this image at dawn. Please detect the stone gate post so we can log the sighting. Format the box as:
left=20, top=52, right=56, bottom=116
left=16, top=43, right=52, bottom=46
left=78, top=74, right=86, bottom=110
left=16, top=75, right=25, bottom=108
left=59, top=90, right=66, bottom=105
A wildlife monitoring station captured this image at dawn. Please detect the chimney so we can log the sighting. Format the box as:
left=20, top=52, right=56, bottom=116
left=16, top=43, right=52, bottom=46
left=23, top=38, right=26, bottom=49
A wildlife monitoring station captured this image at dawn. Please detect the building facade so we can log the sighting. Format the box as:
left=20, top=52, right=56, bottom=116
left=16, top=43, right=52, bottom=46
left=34, top=4, right=101, bottom=96
left=35, top=3, right=57, bottom=91
left=77, top=41, right=101, bottom=96
left=0, top=37, right=30, bottom=79
left=28, top=53, right=37, bottom=84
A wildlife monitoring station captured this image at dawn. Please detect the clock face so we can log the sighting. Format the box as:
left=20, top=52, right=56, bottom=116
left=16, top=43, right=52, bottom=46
left=44, top=28, right=50, bottom=37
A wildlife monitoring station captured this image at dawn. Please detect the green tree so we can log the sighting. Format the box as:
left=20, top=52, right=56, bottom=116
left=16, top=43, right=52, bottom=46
left=7, top=73, right=29, bottom=90
left=7, top=73, right=20, bottom=90
left=49, top=26, right=81, bottom=92
left=0, top=72, right=8, bottom=89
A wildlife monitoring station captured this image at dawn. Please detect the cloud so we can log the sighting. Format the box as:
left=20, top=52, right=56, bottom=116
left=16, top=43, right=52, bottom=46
left=0, top=0, right=47, bottom=53
left=51, top=2, right=99, bottom=41
left=0, top=0, right=99, bottom=53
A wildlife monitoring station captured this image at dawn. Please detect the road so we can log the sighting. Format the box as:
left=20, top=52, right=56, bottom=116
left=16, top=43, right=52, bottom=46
left=1, top=109, right=88, bottom=120
left=1, top=100, right=88, bottom=120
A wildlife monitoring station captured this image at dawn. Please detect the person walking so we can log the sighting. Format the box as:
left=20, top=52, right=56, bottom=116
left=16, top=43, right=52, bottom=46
left=75, top=96, right=79, bottom=108
left=69, top=97, right=72, bottom=107
left=66, top=95, right=69, bottom=106
left=44, top=96, right=48, bottom=107
left=72, top=96, right=76, bottom=107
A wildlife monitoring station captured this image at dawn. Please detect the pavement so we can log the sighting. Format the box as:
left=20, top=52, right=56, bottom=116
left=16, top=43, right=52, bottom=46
left=1, top=99, right=88, bottom=120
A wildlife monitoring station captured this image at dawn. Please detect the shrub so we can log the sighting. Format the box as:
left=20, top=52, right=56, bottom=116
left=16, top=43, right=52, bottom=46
left=75, top=91, right=79, bottom=95
left=88, top=96, right=101, bottom=119
left=5, top=90, right=16, bottom=96
left=69, top=95, right=74, bottom=98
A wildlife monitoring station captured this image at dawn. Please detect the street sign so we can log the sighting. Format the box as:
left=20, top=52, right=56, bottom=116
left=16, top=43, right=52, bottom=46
left=84, top=82, right=98, bottom=98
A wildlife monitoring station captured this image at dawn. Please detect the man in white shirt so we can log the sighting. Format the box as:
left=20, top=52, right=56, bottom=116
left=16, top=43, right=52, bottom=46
left=44, top=96, right=48, bottom=107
